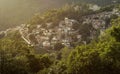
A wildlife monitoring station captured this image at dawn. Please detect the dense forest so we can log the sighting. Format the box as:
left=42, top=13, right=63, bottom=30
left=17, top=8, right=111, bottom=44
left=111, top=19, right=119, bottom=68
left=1, top=1, right=120, bottom=74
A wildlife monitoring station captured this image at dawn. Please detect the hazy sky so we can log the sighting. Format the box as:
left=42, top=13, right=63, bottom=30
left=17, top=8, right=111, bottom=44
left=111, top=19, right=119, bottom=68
left=0, top=0, right=67, bottom=30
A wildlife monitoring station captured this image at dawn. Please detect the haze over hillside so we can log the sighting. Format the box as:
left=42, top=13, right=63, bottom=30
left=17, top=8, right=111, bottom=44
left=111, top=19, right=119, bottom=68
left=0, top=0, right=119, bottom=31
left=0, top=0, right=67, bottom=30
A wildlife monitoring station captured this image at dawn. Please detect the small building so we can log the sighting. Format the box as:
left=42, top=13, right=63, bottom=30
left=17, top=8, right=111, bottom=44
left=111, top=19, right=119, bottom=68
left=42, top=41, right=51, bottom=47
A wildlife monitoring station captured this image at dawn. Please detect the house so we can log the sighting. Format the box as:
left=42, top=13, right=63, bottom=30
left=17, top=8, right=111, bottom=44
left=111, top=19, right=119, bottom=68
left=62, top=39, right=70, bottom=47
left=37, top=25, right=41, bottom=29
left=42, top=41, right=51, bottom=47
left=89, top=4, right=101, bottom=11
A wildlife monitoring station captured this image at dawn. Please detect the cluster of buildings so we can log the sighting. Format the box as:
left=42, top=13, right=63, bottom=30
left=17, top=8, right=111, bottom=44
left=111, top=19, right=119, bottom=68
left=4, top=7, right=118, bottom=50
left=82, top=8, right=120, bottom=39
left=0, top=26, right=21, bottom=39
left=19, top=18, right=82, bottom=49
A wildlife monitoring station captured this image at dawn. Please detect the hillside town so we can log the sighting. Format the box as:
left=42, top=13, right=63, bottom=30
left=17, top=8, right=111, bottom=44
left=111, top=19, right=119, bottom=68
left=0, top=6, right=120, bottom=50
left=18, top=7, right=120, bottom=49
left=19, top=17, right=81, bottom=49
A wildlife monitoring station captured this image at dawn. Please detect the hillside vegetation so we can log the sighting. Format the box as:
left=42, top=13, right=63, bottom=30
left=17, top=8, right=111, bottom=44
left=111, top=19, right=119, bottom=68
left=0, top=3, right=120, bottom=74
left=1, top=15, right=120, bottom=74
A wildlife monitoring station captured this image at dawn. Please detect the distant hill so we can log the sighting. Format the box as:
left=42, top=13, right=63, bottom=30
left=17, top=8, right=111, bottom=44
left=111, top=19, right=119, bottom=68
left=79, top=0, right=120, bottom=5
left=0, top=0, right=119, bottom=31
